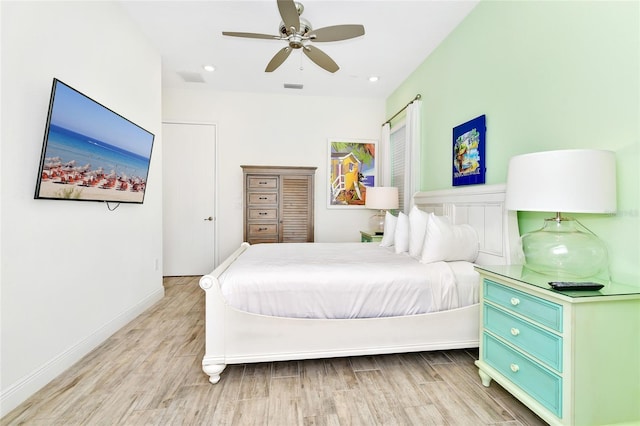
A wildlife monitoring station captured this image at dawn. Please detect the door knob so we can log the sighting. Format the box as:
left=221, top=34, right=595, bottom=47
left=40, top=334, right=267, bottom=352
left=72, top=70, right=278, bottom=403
left=204, top=216, right=213, bottom=221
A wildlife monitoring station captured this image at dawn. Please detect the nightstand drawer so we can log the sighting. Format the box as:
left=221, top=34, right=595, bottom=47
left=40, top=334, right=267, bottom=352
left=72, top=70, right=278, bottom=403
left=483, top=333, right=562, bottom=417
left=484, top=304, right=562, bottom=371
left=484, top=279, right=563, bottom=332
left=248, top=192, right=277, bottom=204
left=360, top=231, right=383, bottom=243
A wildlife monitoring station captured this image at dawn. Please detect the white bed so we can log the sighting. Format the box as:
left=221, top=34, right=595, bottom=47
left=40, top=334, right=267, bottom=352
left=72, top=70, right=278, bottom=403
left=218, top=243, right=480, bottom=319
left=199, top=184, right=521, bottom=384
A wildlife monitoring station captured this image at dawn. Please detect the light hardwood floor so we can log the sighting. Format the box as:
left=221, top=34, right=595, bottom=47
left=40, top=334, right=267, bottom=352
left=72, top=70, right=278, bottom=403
left=3, top=276, right=547, bottom=425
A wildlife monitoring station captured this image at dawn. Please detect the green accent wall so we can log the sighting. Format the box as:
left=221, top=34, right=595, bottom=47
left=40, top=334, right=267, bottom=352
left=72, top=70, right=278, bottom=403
left=386, top=1, right=639, bottom=284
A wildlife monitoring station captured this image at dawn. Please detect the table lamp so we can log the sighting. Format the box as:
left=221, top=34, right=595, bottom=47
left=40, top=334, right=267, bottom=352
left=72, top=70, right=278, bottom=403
left=505, top=149, right=616, bottom=280
left=365, top=186, right=399, bottom=234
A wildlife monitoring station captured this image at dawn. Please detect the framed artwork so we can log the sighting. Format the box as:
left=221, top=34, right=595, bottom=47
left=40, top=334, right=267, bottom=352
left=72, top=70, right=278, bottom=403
left=327, top=138, right=377, bottom=208
left=453, top=114, right=486, bottom=186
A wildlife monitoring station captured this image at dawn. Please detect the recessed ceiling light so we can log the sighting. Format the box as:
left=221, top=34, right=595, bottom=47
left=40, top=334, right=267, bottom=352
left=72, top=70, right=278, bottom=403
left=203, top=65, right=216, bottom=72
left=368, top=76, right=379, bottom=82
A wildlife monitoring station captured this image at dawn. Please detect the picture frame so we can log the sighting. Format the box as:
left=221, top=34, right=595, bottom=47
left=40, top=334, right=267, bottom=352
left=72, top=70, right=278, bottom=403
left=452, top=114, right=486, bottom=186
left=327, top=138, right=377, bottom=208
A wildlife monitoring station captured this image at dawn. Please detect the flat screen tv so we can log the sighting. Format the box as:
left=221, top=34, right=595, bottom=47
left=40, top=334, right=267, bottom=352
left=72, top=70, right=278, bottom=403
left=34, top=78, right=155, bottom=204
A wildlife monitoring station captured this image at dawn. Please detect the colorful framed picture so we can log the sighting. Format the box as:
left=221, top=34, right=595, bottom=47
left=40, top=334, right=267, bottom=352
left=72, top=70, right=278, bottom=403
left=452, top=114, right=486, bottom=186
left=327, top=138, right=377, bottom=208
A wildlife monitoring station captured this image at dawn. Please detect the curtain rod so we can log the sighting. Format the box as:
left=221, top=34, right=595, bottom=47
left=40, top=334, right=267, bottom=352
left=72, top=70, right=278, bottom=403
left=382, top=94, right=422, bottom=126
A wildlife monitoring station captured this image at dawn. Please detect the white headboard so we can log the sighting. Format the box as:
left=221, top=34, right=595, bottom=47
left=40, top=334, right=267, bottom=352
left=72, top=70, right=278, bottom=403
left=413, top=184, right=522, bottom=265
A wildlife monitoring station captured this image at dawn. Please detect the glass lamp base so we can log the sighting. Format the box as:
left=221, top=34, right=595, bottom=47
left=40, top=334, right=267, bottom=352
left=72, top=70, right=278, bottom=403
left=369, top=210, right=385, bottom=234
left=521, top=218, right=609, bottom=280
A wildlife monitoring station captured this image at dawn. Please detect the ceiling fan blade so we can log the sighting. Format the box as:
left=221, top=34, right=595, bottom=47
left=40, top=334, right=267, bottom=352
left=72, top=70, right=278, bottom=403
left=302, top=45, right=339, bottom=73
left=265, top=47, right=292, bottom=72
left=277, top=0, right=300, bottom=33
left=308, top=24, right=365, bottom=42
left=222, top=31, right=279, bottom=40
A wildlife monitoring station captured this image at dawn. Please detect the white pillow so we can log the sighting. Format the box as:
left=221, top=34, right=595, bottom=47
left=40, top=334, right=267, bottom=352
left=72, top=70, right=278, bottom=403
left=379, top=211, right=397, bottom=247
left=408, top=206, right=430, bottom=258
left=420, top=213, right=479, bottom=263
left=393, top=212, right=410, bottom=254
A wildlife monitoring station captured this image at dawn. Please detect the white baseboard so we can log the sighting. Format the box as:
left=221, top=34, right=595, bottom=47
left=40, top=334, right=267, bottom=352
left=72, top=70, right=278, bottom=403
left=0, top=288, right=164, bottom=418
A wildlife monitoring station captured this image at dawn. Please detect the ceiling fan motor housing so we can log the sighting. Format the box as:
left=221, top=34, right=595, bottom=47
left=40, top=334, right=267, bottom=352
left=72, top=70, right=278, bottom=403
left=279, top=18, right=311, bottom=38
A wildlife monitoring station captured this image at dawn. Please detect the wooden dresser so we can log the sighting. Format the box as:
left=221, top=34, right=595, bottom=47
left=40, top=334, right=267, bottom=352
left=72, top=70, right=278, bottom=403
left=475, top=265, right=640, bottom=426
left=241, top=165, right=316, bottom=244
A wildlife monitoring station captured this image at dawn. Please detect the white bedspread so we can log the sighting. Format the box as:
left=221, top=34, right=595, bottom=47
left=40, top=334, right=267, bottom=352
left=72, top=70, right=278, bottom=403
left=218, top=242, right=479, bottom=319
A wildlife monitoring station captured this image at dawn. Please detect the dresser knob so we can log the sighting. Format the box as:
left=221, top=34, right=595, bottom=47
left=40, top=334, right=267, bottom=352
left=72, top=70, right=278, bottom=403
left=510, top=363, right=520, bottom=373
left=510, top=297, right=520, bottom=306
left=510, top=328, right=520, bottom=336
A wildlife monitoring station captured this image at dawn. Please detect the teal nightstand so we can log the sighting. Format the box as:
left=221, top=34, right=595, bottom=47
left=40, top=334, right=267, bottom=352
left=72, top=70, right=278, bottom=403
left=360, top=230, right=383, bottom=243
left=474, top=264, right=640, bottom=426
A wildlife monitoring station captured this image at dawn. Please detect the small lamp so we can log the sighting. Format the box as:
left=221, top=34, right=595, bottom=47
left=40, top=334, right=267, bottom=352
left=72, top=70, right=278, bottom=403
left=365, top=186, right=399, bottom=234
left=505, top=149, right=616, bottom=280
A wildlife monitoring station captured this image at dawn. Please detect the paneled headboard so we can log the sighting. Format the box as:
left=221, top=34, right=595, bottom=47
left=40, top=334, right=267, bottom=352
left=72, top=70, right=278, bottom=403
left=413, top=184, right=522, bottom=265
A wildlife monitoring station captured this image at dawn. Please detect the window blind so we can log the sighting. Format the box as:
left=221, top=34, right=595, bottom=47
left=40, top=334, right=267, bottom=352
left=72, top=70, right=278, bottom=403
left=390, top=124, right=406, bottom=213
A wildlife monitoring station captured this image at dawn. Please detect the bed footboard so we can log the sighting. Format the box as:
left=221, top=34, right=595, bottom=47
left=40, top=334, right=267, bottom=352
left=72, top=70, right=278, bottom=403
left=199, top=242, right=250, bottom=384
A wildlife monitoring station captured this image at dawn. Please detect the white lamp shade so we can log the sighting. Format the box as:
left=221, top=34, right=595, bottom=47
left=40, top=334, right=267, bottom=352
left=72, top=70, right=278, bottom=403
left=365, top=187, right=399, bottom=210
left=505, top=149, right=616, bottom=214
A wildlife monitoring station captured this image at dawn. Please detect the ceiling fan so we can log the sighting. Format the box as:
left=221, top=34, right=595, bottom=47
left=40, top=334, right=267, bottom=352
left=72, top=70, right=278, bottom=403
left=222, top=0, right=365, bottom=73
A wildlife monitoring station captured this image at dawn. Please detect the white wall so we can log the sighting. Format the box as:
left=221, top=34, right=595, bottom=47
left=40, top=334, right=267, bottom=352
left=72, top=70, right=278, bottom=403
left=162, top=88, right=385, bottom=262
left=0, top=1, right=163, bottom=416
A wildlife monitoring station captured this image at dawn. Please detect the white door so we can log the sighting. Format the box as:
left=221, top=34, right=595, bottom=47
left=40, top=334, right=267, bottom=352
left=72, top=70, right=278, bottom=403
left=162, top=122, right=216, bottom=276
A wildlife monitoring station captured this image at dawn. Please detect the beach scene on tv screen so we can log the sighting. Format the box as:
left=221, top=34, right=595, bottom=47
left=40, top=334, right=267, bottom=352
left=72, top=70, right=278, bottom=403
left=37, top=81, right=154, bottom=203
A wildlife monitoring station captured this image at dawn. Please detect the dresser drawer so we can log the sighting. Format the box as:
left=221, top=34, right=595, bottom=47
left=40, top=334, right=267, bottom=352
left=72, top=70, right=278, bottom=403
left=484, top=304, right=562, bottom=371
left=483, top=333, right=562, bottom=417
left=248, top=177, right=278, bottom=189
left=248, top=209, right=277, bottom=220
left=248, top=224, right=278, bottom=236
left=248, top=192, right=277, bottom=204
left=247, top=236, right=279, bottom=244
left=484, top=279, right=563, bottom=332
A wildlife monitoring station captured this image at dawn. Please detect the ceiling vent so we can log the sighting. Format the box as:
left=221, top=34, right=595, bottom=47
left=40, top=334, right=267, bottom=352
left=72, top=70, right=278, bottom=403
left=284, top=83, right=303, bottom=89
left=177, top=71, right=206, bottom=83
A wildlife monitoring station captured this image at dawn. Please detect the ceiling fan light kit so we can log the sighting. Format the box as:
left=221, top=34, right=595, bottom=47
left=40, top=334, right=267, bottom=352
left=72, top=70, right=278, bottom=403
left=222, top=0, right=365, bottom=73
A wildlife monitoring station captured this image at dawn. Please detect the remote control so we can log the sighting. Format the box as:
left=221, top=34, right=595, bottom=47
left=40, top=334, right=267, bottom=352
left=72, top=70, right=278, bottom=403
left=548, top=281, right=604, bottom=291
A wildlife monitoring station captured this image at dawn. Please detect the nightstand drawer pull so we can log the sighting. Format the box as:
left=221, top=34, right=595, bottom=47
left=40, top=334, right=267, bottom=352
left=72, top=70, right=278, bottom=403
left=510, top=328, right=520, bottom=336
left=510, top=363, right=520, bottom=373
left=510, top=297, right=520, bottom=306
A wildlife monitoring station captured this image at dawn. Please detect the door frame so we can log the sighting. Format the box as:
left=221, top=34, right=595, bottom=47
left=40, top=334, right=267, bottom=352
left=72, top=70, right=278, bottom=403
left=162, top=120, right=219, bottom=270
